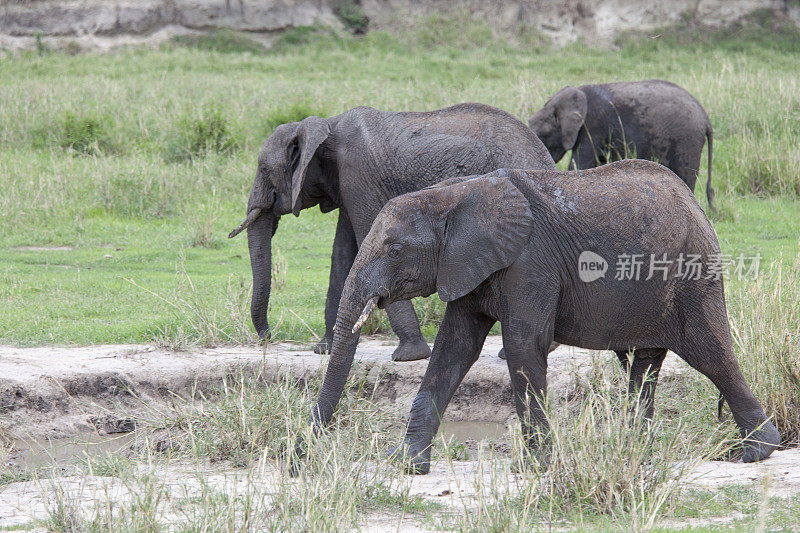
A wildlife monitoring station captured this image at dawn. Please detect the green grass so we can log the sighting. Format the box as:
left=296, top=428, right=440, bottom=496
left=0, top=18, right=799, bottom=346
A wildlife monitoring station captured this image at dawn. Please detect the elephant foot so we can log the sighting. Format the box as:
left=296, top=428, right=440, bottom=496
left=288, top=436, right=307, bottom=477
left=742, top=421, right=781, bottom=463
left=498, top=342, right=560, bottom=360
left=511, top=446, right=551, bottom=473
left=387, top=444, right=431, bottom=475
left=392, top=339, right=431, bottom=362
left=313, top=337, right=332, bottom=355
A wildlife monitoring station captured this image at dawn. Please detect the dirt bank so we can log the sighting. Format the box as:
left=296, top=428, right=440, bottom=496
left=0, top=336, right=650, bottom=439
left=1, top=0, right=797, bottom=52
left=0, top=336, right=746, bottom=441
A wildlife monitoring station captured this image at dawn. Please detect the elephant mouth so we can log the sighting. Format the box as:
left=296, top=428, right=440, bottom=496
left=350, top=292, right=391, bottom=334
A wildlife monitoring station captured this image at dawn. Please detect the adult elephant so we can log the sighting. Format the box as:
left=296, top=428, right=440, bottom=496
left=229, top=103, right=556, bottom=361
left=528, top=80, right=715, bottom=211
left=298, top=160, right=779, bottom=474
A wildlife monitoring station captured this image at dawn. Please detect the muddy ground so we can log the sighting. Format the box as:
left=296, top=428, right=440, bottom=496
left=0, top=337, right=798, bottom=530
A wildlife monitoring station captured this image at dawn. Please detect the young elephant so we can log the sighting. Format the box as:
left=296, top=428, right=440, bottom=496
left=301, top=160, right=779, bottom=474
left=229, top=103, right=555, bottom=362
left=528, top=80, right=715, bottom=211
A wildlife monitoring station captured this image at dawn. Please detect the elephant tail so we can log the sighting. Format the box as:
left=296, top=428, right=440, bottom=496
left=706, top=125, right=715, bottom=213
left=717, top=390, right=726, bottom=419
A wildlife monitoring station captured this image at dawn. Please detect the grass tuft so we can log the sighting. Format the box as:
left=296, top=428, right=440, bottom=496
left=270, top=25, right=340, bottom=51
left=730, top=257, right=800, bottom=446
left=59, top=112, right=111, bottom=155
left=129, top=257, right=255, bottom=349
left=166, top=105, right=241, bottom=162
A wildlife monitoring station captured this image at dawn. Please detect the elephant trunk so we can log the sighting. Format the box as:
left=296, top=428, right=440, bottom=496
left=310, top=249, right=383, bottom=429
left=310, top=289, right=372, bottom=428
left=246, top=210, right=275, bottom=340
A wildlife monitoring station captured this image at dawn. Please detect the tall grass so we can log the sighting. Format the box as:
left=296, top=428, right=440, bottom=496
left=444, top=364, right=734, bottom=531
left=730, top=257, right=800, bottom=446
left=127, top=255, right=256, bottom=349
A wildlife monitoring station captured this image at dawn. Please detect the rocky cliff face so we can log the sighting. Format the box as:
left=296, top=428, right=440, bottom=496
left=1, top=0, right=796, bottom=52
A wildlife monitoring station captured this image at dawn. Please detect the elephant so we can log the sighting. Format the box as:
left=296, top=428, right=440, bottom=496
left=229, top=103, right=556, bottom=362
left=296, top=159, right=780, bottom=475
left=528, top=80, right=715, bottom=212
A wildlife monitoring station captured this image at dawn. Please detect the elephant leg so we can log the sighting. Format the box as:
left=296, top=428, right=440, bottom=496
left=502, top=308, right=557, bottom=470
left=672, top=301, right=780, bottom=462
left=573, top=137, right=601, bottom=169
left=615, top=348, right=667, bottom=420
left=315, top=210, right=358, bottom=354
left=385, top=300, right=431, bottom=362
left=498, top=341, right=560, bottom=360
left=390, top=300, right=494, bottom=473
left=672, top=163, right=700, bottom=193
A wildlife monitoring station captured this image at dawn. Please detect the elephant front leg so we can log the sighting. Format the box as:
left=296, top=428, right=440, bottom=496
left=315, top=210, right=358, bottom=354
left=390, top=301, right=494, bottom=473
left=574, top=137, right=602, bottom=169
left=385, top=300, right=431, bottom=361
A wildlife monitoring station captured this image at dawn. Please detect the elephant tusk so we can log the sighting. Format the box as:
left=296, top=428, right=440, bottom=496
left=352, top=296, right=379, bottom=334
left=228, top=208, right=263, bottom=238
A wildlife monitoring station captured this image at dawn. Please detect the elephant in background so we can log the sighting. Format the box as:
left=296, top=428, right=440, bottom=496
left=298, top=160, right=779, bottom=474
left=529, top=80, right=715, bottom=211
left=229, top=103, right=555, bottom=361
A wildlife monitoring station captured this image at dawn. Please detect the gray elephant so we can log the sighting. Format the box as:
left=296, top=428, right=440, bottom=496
left=529, top=80, right=715, bottom=211
left=297, top=160, right=779, bottom=474
left=229, top=103, right=555, bottom=361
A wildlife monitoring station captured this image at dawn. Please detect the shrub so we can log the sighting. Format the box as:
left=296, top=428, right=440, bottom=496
left=333, top=0, right=369, bottom=35
left=166, top=106, right=241, bottom=161
left=59, top=111, right=111, bottom=155
left=34, top=30, right=49, bottom=55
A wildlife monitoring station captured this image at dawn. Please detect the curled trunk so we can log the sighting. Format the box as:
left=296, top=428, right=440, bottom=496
left=247, top=211, right=274, bottom=339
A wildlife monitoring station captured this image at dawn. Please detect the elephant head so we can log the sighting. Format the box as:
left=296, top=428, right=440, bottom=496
left=307, top=172, right=534, bottom=430
left=229, top=116, right=336, bottom=339
left=528, top=86, right=587, bottom=164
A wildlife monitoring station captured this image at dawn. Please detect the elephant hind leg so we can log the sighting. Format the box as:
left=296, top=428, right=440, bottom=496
left=385, top=300, right=431, bottom=361
left=671, top=299, right=780, bottom=462
left=615, top=348, right=667, bottom=420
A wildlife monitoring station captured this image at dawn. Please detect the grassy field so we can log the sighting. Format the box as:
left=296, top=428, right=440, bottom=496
left=1, top=14, right=799, bottom=347
left=0, top=13, right=799, bottom=530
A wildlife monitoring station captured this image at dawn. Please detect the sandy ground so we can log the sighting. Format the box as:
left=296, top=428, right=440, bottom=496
left=0, top=337, right=798, bottom=530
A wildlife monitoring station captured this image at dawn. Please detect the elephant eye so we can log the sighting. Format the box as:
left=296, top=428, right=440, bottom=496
left=388, top=244, right=402, bottom=258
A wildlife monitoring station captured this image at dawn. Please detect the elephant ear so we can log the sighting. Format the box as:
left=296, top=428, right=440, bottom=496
left=552, top=86, right=587, bottom=152
left=290, top=116, right=332, bottom=215
left=436, top=175, right=534, bottom=302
